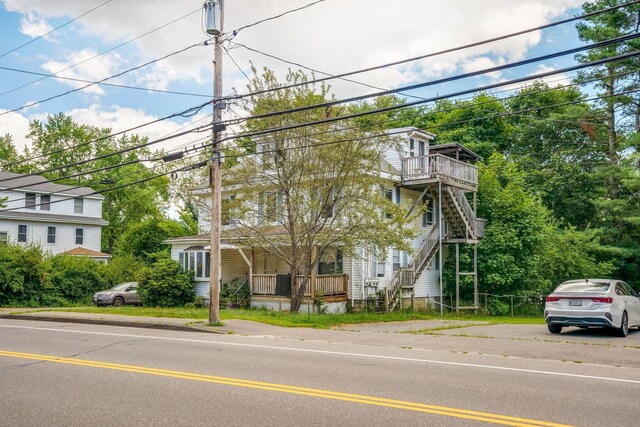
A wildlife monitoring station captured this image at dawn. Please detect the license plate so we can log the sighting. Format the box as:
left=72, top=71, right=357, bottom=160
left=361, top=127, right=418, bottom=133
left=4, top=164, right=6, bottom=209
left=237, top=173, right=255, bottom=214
left=568, top=299, right=582, bottom=306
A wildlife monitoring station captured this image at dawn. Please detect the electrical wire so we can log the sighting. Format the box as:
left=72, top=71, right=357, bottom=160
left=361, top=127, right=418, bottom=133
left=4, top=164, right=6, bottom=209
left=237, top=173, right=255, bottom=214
left=225, top=0, right=327, bottom=39
left=1, top=40, right=208, bottom=116
left=0, top=0, right=113, bottom=58
left=220, top=34, right=640, bottom=125
left=0, top=99, right=213, bottom=170
left=0, top=7, right=201, bottom=97
left=217, top=0, right=640, bottom=103
left=0, top=64, right=210, bottom=98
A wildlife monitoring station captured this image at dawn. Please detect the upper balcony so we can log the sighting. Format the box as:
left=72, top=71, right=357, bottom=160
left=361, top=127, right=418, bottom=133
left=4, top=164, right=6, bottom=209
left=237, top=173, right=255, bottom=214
left=401, top=154, right=478, bottom=191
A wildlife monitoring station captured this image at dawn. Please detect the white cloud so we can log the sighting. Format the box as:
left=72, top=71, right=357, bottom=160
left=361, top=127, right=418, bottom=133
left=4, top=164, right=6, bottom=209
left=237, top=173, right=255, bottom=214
left=39, top=48, right=122, bottom=95
left=18, top=11, right=52, bottom=38
left=3, top=0, right=584, bottom=100
left=0, top=110, right=31, bottom=153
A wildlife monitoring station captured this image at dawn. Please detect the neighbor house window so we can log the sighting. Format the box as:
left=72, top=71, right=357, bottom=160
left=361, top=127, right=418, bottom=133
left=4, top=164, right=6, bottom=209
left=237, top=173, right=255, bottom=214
left=392, top=249, right=401, bottom=272
left=40, top=194, right=51, bottom=211
left=75, top=228, right=84, bottom=245
left=74, top=198, right=83, bottom=214
left=47, top=226, right=56, bottom=244
left=0, top=232, right=7, bottom=244
left=371, top=248, right=386, bottom=278
left=17, top=225, right=27, bottom=243
left=25, top=193, right=36, bottom=209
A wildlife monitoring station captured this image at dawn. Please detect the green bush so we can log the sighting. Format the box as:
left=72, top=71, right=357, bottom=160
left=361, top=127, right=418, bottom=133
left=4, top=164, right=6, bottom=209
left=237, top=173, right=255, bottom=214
left=0, top=243, right=49, bottom=306
left=46, top=255, right=108, bottom=304
left=486, top=298, right=510, bottom=316
left=137, top=259, right=195, bottom=307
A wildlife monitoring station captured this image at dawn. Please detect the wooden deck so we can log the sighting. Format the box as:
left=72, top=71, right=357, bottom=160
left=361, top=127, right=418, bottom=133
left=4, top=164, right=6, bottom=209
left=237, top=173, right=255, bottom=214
left=401, top=154, right=478, bottom=190
left=251, top=274, right=349, bottom=296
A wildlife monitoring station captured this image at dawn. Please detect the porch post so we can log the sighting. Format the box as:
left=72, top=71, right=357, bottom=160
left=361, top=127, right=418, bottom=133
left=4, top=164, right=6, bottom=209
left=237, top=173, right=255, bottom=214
left=310, top=245, right=317, bottom=314
left=455, top=243, right=459, bottom=314
left=237, top=248, right=252, bottom=294
left=438, top=181, right=443, bottom=316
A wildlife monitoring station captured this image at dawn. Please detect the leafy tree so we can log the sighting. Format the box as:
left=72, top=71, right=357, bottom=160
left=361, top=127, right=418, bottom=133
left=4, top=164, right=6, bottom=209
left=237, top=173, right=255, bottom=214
left=116, top=218, right=188, bottom=263
left=23, top=113, right=171, bottom=252
left=227, top=67, right=417, bottom=312
left=137, top=259, right=194, bottom=307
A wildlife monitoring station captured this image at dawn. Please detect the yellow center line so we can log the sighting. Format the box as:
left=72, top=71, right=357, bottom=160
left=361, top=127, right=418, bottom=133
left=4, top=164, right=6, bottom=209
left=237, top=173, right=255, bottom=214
left=0, top=350, right=573, bottom=427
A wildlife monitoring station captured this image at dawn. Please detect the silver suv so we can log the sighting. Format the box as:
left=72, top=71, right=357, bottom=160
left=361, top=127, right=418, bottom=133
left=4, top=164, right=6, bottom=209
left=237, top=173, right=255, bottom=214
left=93, top=282, right=139, bottom=307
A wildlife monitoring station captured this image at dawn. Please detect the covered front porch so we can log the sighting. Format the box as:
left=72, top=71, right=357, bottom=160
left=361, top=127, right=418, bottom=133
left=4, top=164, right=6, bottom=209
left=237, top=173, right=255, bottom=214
left=166, top=234, right=349, bottom=312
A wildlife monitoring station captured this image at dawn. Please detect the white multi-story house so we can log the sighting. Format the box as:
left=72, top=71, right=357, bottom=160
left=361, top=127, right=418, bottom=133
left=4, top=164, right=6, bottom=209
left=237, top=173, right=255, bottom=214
left=0, top=171, right=110, bottom=261
left=166, top=128, right=484, bottom=312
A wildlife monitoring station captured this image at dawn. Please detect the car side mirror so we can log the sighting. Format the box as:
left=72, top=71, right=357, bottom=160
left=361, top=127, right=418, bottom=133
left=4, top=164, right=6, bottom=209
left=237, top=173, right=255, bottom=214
left=126, top=287, right=134, bottom=292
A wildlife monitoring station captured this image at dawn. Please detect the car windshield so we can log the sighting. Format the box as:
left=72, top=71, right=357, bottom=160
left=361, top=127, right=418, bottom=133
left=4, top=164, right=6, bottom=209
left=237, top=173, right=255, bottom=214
left=111, top=283, right=133, bottom=291
left=554, top=281, right=609, bottom=293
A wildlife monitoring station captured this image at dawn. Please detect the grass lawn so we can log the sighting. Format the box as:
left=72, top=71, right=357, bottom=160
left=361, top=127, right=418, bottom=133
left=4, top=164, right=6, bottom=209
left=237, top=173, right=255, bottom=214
left=35, top=306, right=545, bottom=329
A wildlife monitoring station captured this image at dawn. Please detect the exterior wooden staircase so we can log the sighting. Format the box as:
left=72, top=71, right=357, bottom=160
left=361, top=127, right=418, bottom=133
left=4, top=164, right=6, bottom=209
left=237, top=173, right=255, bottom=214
left=382, top=185, right=485, bottom=311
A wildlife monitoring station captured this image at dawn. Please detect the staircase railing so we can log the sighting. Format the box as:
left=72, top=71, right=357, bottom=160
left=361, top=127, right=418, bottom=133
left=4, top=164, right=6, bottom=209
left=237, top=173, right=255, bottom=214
left=409, top=225, right=440, bottom=275
left=384, top=267, right=413, bottom=312
left=446, top=186, right=477, bottom=239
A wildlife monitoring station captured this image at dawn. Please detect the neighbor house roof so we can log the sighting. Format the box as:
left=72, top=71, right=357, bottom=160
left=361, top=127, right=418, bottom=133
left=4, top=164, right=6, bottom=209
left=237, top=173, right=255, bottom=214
left=63, top=247, right=111, bottom=258
left=0, top=171, right=103, bottom=198
left=0, top=210, right=109, bottom=225
left=430, top=143, right=482, bottom=163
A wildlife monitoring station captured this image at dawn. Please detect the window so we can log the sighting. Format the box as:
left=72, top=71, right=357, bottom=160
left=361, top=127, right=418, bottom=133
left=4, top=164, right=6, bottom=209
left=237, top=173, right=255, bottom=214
left=409, top=138, right=415, bottom=157
left=47, top=226, right=56, bottom=244
left=318, top=250, right=343, bottom=275
left=75, top=228, right=84, bottom=245
left=383, top=186, right=393, bottom=219
left=25, top=193, right=36, bottom=209
left=179, top=249, right=210, bottom=279
left=18, top=225, right=27, bottom=243
left=371, top=248, right=386, bottom=278
left=422, top=195, right=434, bottom=227
left=40, top=194, right=51, bottom=211
left=222, top=195, right=236, bottom=225
left=392, top=249, right=401, bottom=272
left=0, top=232, right=7, bottom=244
left=74, top=198, right=84, bottom=214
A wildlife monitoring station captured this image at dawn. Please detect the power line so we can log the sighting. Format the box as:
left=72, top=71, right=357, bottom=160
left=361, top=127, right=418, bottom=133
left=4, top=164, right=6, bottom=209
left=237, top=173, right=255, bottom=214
left=0, top=0, right=113, bottom=58
left=0, top=72, right=626, bottom=198
left=1, top=40, right=208, bottom=116
left=220, top=34, right=640, bottom=125
left=217, top=0, right=640, bottom=103
left=0, top=64, right=210, bottom=98
left=0, top=155, right=208, bottom=213
left=0, top=7, right=201, bottom=98
left=2, top=50, right=634, bottom=190
left=0, top=99, right=212, bottom=170
left=225, top=0, right=327, bottom=39
left=0, top=124, right=211, bottom=185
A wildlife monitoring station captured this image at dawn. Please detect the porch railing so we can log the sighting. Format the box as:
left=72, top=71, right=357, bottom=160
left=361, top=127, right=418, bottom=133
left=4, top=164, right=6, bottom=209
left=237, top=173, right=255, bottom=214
left=250, top=274, right=348, bottom=296
left=402, top=154, right=478, bottom=188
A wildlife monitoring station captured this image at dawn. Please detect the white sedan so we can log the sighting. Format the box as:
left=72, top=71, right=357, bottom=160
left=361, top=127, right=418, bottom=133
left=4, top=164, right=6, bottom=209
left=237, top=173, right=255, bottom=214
left=544, top=279, right=640, bottom=337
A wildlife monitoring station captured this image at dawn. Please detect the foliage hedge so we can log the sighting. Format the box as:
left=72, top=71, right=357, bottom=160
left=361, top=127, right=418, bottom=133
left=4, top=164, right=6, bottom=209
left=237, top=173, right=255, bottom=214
left=0, top=244, right=141, bottom=307
left=137, top=259, right=195, bottom=307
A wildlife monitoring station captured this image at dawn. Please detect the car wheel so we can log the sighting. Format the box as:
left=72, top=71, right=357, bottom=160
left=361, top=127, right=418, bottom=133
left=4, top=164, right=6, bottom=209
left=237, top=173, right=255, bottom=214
left=548, top=324, right=562, bottom=334
left=113, top=297, right=125, bottom=307
left=614, top=311, right=628, bottom=337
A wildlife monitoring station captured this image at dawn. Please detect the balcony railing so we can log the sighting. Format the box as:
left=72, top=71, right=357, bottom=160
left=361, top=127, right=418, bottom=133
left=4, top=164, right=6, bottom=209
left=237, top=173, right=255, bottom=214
left=250, top=274, right=348, bottom=296
left=401, top=154, right=478, bottom=188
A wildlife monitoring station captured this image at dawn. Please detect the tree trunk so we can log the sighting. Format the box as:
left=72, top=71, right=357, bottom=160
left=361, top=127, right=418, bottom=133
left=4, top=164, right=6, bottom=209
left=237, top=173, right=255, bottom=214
left=605, top=67, right=619, bottom=199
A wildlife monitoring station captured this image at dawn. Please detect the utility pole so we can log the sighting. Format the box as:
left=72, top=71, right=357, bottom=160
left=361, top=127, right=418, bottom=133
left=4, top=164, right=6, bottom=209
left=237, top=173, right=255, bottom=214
left=205, top=0, right=224, bottom=324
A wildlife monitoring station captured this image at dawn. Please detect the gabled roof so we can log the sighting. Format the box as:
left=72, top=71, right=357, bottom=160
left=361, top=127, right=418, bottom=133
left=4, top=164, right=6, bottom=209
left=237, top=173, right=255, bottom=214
left=63, top=247, right=111, bottom=258
left=0, top=171, right=103, bottom=198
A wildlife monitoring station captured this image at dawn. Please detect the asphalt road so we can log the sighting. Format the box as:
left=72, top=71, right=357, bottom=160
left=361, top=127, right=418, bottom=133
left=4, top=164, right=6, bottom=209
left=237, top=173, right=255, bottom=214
left=1, top=319, right=639, bottom=427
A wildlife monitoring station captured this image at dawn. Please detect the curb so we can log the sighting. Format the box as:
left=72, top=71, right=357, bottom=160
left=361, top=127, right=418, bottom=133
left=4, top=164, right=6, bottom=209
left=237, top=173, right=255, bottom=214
left=0, top=314, right=224, bottom=334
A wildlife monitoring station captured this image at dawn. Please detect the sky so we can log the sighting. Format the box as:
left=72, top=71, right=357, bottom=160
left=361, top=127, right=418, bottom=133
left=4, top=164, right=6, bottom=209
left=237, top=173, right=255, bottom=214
left=0, top=0, right=586, bottom=156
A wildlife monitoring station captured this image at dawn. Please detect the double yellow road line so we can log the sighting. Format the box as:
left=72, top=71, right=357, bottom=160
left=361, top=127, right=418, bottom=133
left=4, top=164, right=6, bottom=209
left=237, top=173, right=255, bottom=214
left=0, top=349, right=572, bottom=427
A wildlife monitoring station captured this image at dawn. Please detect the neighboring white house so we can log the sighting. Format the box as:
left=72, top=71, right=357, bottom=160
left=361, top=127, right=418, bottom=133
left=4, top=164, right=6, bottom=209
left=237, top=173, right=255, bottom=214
left=166, top=127, right=484, bottom=312
left=0, top=171, right=110, bottom=261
